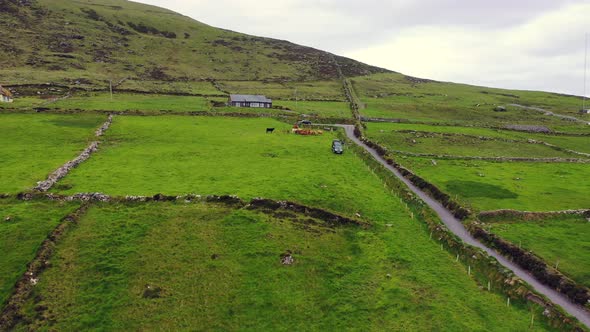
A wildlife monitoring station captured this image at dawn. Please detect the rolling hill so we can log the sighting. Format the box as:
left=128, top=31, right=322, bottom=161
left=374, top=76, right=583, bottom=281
left=0, top=0, right=389, bottom=87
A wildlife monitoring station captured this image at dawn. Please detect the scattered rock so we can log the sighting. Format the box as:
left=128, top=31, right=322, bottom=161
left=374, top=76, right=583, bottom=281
left=142, top=284, right=163, bottom=299
left=503, top=124, right=552, bottom=133
left=280, top=251, right=294, bottom=265
left=543, top=308, right=552, bottom=317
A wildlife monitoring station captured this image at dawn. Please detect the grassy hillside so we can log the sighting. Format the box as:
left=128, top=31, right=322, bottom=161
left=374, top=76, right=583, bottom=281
left=0, top=0, right=388, bottom=88
left=352, top=73, right=590, bottom=130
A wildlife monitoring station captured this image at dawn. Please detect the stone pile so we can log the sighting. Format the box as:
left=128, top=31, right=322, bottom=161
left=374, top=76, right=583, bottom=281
left=503, top=124, right=552, bottom=133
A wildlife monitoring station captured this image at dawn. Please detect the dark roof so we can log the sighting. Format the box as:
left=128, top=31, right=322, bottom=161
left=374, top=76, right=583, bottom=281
left=229, top=94, right=272, bottom=103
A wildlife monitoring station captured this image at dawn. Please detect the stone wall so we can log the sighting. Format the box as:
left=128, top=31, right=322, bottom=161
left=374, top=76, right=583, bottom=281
left=33, top=115, right=113, bottom=192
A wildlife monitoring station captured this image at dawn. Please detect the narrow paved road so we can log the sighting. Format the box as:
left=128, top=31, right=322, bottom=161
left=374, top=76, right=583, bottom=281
left=337, top=124, right=590, bottom=328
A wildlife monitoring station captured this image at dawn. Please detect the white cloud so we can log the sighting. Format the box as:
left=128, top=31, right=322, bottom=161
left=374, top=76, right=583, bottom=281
left=345, top=3, right=589, bottom=95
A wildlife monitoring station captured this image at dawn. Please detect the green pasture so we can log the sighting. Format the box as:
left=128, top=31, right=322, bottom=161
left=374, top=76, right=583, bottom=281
left=0, top=113, right=105, bottom=192
left=0, top=199, right=79, bottom=305
left=366, top=122, right=590, bottom=155
left=365, top=128, right=575, bottom=159
left=352, top=73, right=590, bottom=132
left=488, top=215, right=590, bottom=288
left=15, top=201, right=553, bottom=331
left=274, top=100, right=351, bottom=118
left=49, top=92, right=211, bottom=112
left=397, top=157, right=590, bottom=212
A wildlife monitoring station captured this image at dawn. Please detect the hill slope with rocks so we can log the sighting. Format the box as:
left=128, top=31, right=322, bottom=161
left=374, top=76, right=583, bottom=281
left=0, top=0, right=389, bottom=88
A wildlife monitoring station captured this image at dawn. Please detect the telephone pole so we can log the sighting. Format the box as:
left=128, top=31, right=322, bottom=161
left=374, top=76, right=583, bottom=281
left=583, top=33, right=588, bottom=111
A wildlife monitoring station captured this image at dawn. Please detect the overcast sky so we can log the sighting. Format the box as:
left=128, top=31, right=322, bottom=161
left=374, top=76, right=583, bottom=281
left=136, top=0, right=589, bottom=96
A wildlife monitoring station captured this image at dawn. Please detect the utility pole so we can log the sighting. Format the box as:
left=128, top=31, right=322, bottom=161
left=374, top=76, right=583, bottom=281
left=583, top=33, right=588, bottom=111
left=109, top=79, right=113, bottom=101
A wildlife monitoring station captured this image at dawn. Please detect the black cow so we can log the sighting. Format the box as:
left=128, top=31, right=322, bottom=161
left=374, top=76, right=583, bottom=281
left=266, top=128, right=275, bottom=134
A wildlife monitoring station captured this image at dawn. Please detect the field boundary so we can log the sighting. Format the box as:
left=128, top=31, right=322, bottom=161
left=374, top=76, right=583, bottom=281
left=374, top=129, right=590, bottom=158
left=388, top=150, right=590, bottom=163
left=0, top=193, right=368, bottom=329
left=0, top=108, right=357, bottom=125
left=470, top=225, right=590, bottom=308
left=349, top=123, right=590, bottom=320
left=478, top=209, right=590, bottom=222
left=14, top=192, right=370, bottom=228
left=33, top=115, right=113, bottom=192
left=0, top=203, right=90, bottom=331
left=360, top=117, right=590, bottom=136
left=340, top=132, right=588, bottom=331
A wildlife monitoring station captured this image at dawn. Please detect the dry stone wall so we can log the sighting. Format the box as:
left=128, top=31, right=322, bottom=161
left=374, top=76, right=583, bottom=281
left=33, top=115, right=113, bottom=192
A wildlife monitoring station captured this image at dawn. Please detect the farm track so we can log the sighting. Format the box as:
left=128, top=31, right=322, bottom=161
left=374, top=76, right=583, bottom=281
left=509, top=104, right=588, bottom=124
left=338, top=124, right=590, bottom=328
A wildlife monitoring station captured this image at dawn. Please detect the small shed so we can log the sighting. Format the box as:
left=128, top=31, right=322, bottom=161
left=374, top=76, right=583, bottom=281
left=0, top=85, right=13, bottom=103
left=228, top=94, right=272, bottom=108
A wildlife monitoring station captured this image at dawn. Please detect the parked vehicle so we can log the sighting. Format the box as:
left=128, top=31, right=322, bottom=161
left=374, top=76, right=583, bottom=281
left=298, top=120, right=312, bottom=126
left=332, top=139, right=343, bottom=154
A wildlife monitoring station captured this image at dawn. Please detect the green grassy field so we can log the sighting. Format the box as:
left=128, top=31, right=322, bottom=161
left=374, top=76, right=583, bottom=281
left=366, top=122, right=590, bottom=157
left=15, top=201, right=553, bottom=331
left=397, top=157, right=590, bottom=212
left=0, top=97, right=50, bottom=110
left=0, top=199, right=79, bottom=305
left=0, top=113, right=106, bottom=193
left=487, top=215, right=590, bottom=288
left=49, top=92, right=212, bottom=112
left=274, top=100, right=351, bottom=118
left=352, top=73, right=590, bottom=131
left=364, top=124, right=577, bottom=158
left=54, top=116, right=385, bottom=215
left=0, top=0, right=587, bottom=328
